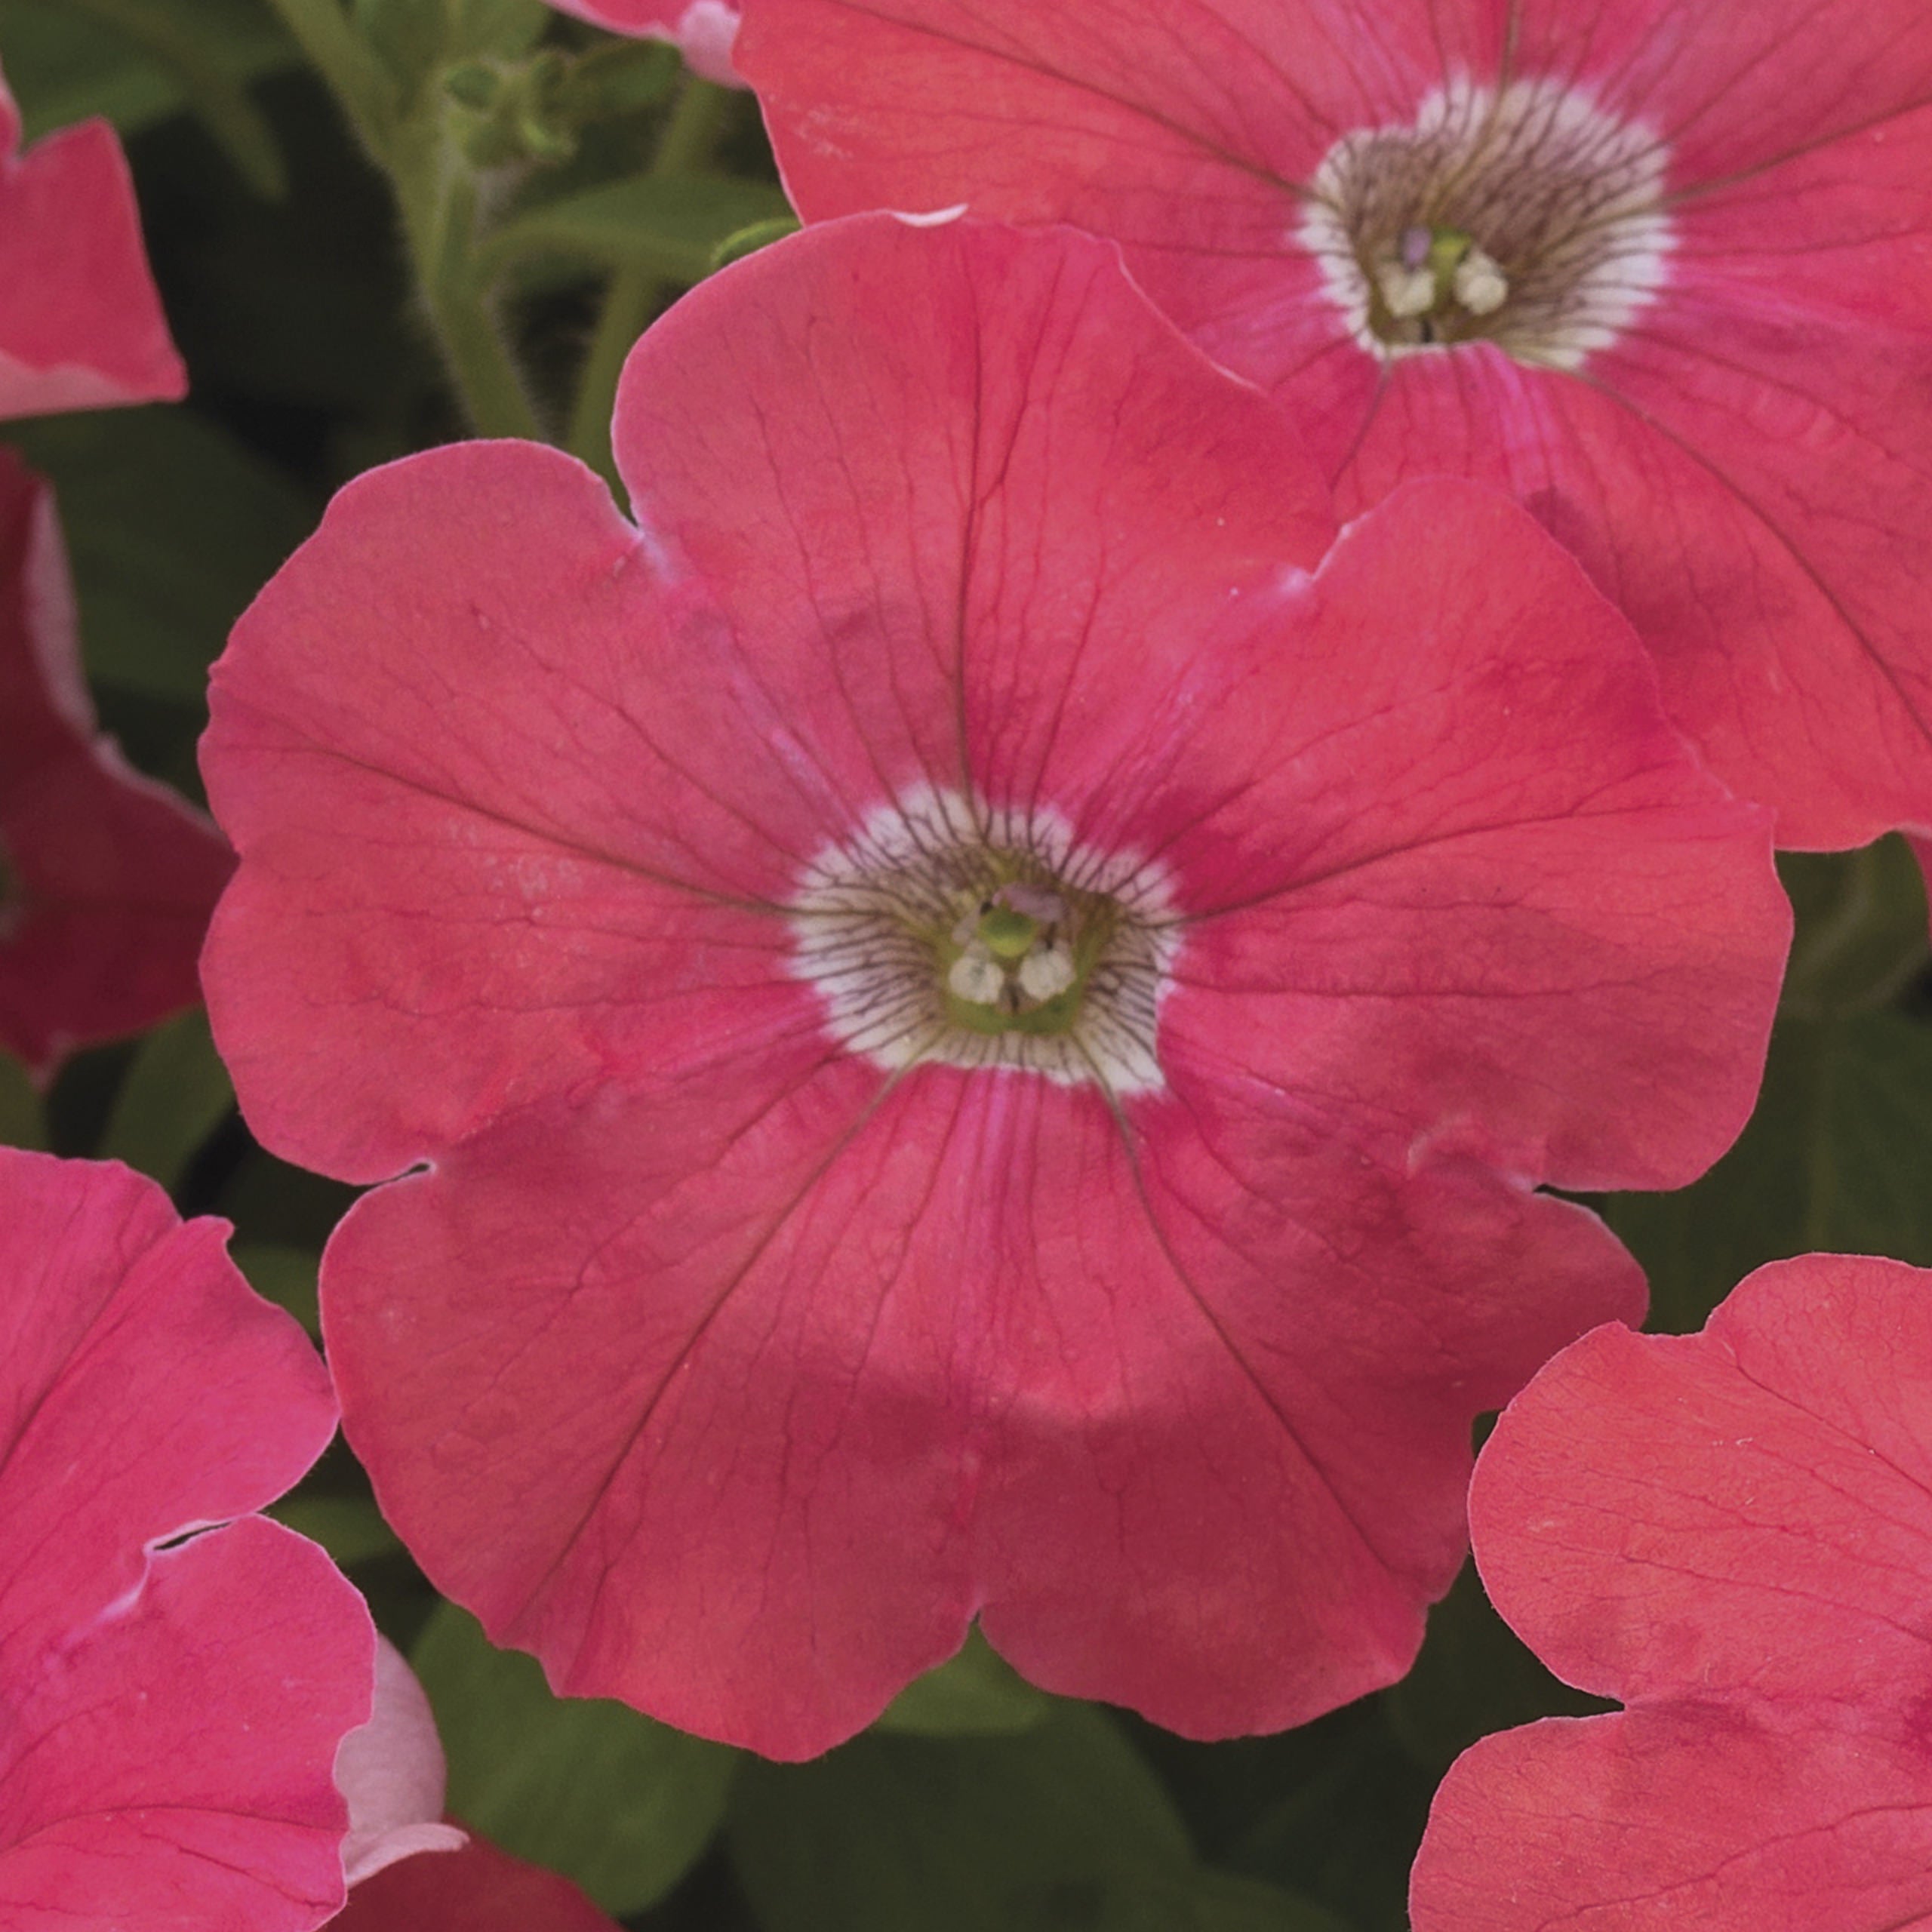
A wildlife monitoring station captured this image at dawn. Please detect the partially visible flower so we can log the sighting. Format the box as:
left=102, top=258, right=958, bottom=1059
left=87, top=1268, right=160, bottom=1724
left=201, top=215, right=1787, bottom=1758
left=335, top=1638, right=468, bottom=1886
left=0, top=447, right=234, bottom=1078
left=543, top=0, right=743, bottom=86
left=0, top=1149, right=371, bottom=1929
left=331, top=1838, right=620, bottom=1932
left=1410, top=1253, right=1932, bottom=1932
left=741, top=0, right=1932, bottom=850
left=0, top=55, right=184, bottom=418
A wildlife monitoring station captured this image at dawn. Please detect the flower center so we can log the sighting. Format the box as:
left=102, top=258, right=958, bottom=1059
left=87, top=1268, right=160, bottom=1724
left=1300, top=76, right=1672, bottom=369
left=789, top=788, right=1175, bottom=1094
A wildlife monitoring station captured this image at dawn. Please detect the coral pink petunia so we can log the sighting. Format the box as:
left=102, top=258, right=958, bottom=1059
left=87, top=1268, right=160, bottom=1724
left=542, top=0, right=743, bottom=86
left=200, top=214, right=1789, bottom=1758
left=0, top=56, right=184, bottom=417
left=1410, top=1253, right=1932, bottom=1930
left=0, top=446, right=234, bottom=1077
left=330, top=1838, right=620, bottom=1932
left=741, top=0, right=1932, bottom=850
left=0, top=1148, right=371, bottom=1930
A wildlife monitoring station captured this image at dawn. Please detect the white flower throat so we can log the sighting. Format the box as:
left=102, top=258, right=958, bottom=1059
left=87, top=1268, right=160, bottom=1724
left=789, top=788, right=1178, bottom=1095
left=1301, top=76, right=1674, bottom=369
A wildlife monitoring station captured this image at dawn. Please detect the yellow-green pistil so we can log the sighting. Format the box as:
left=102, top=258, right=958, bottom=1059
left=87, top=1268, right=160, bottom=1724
left=926, top=875, right=1121, bottom=1040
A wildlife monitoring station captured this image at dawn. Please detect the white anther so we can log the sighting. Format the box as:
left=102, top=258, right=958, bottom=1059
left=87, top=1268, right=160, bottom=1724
left=1017, top=944, right=1076, bottom=1004
left=947, top=949, right=1005, bottom=1007
left=1452, top=248, right=1509, bottom=315
left=1376, top=260, right=1437, bottom=319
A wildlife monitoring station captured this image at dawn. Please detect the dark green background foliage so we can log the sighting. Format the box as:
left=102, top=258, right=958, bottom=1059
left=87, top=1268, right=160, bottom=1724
left=6, top=4, right=1930, bottom=1925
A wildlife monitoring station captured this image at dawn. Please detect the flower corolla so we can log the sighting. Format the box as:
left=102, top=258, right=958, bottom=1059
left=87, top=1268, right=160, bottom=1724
left=742, top=0, right=1932, bottom=848
left=201, top=216, right=1789, bottom=1758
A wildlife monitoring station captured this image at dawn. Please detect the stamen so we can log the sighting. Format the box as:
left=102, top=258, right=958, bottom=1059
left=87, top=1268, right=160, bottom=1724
left=1377, top=260, right=1438, bottom=319
left=1017, top=945, right=1077, bottom=1004
left=1452, top=248, right=1509, bottom=315
left=948, top=949, right=1005, bottom=1006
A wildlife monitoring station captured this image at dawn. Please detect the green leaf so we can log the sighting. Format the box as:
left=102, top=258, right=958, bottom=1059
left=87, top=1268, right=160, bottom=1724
left=1217, top=1710, right=1434, bottom=1932
left=97, top=1007, right=232, bottom=1190
left=1383, top=1561, right=1608, bottom=1771
left=710, top=213, right=801, bottom=272
left=1779, top=836, right=1928, bottom=1020
left=271, top=1494, right=404, bottom=1567
left=48, top=0, right=288, bottom=193
left=1191, top=1872, right=1352, bottom=1932
left=0, top=0, right=297, bottom=146
left=1602, top=1007, right=1932, bottom=1334
left=0, top=1050, right=48, bottom=1151
left=8, top=410, right=316, bottom=708
left=412, top=1602, right=737, bottom=1915
left=232, top=1241, right=321, bottom=1335
left=483, top=170, right=795, bottom=283
left=448, top=0, right=547, bottom=61
left=875, top=1626, right=1051, bottom=1737
left=731, top=1707, right=1312, bottom=1932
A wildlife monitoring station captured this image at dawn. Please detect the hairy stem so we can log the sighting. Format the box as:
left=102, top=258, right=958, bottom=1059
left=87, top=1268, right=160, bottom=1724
left=567, top=75, right=734, bottom=483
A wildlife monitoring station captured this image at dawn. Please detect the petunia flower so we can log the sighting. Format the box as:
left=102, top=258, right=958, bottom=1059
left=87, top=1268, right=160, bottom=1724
left=0, top=1148, right=372, bottom=1930
left=542, top=0, right=743, bottom=86
left=0, top=446, right=235, bottom=1078
left=0, top=54, right=185, bottom=418
left=1410, top=1252, right=1932, bottom=1931
left=199, top=214, right=1789, bottom=1758
left=330, top=1837, right=621, bottom=1932
left=740, top=0, right=1932, bottom=851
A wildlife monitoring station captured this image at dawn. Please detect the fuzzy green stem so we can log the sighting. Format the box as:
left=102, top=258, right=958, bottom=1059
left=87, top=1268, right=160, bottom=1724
left=55, top=0, right=287, bottom=195
left=567, top=75, right=734, bottom=483
left=256, top=0, right=393, bottom=149
left=394, top=131, right=543, bottom=440
left=263, top=0, right=537, bottom=438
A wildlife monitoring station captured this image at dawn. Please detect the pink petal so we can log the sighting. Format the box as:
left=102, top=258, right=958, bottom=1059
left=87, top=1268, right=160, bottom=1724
left=1501, top=0, right=1932, bottom=183
left=0, top=1151, right=338, bottom=1660
left=1, top=1518, right=371, bottom=1932
left=1418, top=1712, right=1932, bottom=1932
left=202, top=439, right=839, bottom=1186
left=1072, top=479, right=1788, bottom=1192
left=1411, top=1254, right=1932, bottom=1930
left=542, top=0, right=744, bottom=86
left=331, top=1837, right=620, bottom=1932
left=0, top=451, right=233, bottom=1077
left=323, top=1057, right=1639, bottom=1752
left=0, top=1149, right=371, bottom=1930
left=336, top=1638, right=466, bottom=1886
left=0, top=64, right=184, bottom=419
